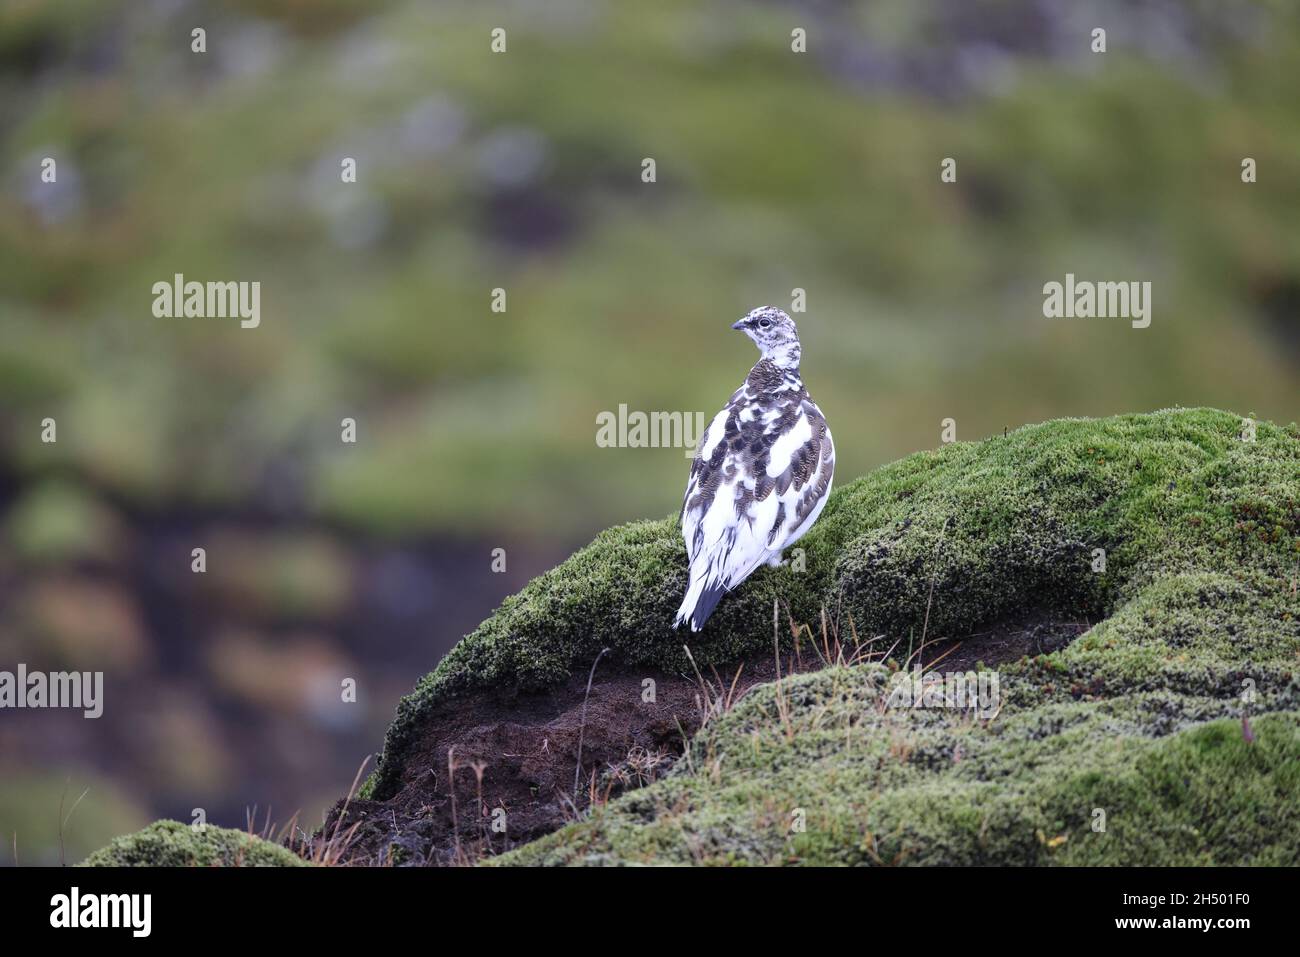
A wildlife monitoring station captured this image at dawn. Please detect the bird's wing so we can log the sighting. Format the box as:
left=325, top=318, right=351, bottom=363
left=765, top=398, right=835, bottom=551
left=681, top=408, right=733, bottom=556
left=680, top=401, right=734, bottom=561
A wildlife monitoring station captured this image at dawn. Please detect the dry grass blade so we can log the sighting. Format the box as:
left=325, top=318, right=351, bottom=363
left=57, top=780, right=90, bottom=867
left=771, top=599, right=794, bottom=741
left=574, top=646, right=611, bottom=796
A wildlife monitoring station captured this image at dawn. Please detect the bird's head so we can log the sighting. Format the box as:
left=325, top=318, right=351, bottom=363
left=732, top=306, right=801, bottom=368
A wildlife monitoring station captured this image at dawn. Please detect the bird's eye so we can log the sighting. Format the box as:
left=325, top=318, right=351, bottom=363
left=759, top=319, right=771, bottom=329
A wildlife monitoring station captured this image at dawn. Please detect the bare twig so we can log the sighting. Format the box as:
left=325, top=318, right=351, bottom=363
left=772, top=600, right=794, bottom=740
left=448, top=746, right=461, bottom=864
left=574, top=647, right=611, bottom=797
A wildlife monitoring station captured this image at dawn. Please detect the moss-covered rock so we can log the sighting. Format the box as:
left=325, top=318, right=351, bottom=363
left=367, top=408, right=1299, bottom=865
left=81, top=820, right=308, bottom=867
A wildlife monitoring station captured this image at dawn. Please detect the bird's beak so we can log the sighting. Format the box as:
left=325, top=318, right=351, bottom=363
left=731, top=319, right=747, bottom=330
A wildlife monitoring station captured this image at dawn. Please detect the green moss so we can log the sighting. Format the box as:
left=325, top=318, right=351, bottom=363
left=477, top=408, right=1299, bottom=865
left=496, top=671, right=1299, bottom=866
left=371, top=408, right=1300, bottom=818
left=81, top=820, right=309, bottom=867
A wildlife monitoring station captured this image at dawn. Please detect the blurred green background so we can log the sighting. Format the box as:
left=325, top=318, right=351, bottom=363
left=1, top=0, right=1297, bottom=863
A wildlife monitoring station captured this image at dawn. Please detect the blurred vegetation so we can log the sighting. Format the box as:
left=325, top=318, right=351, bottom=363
left=2, top=0, right=1298, bottom=864
left=2, top=0, right=1297, bottom=538
left=0, top=768, right=148, bottom=866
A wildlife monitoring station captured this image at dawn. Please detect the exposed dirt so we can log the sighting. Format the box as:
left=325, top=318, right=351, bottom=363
left=320, top=655, right=801, bottom=866
left=320, top=610, right=1092, bottom=865
left=912, top=611, right=1093, bottom=672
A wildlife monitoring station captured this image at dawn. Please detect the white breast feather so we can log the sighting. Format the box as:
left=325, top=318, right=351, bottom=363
left=765, top=411, right=812, bottom=477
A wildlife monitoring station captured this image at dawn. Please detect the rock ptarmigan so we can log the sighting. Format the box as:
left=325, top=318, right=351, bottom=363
left=674, top=306, right=835, bottom=631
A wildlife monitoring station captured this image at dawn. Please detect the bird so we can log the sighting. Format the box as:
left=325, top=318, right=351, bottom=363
left=674, top=306, right=835, bottom=631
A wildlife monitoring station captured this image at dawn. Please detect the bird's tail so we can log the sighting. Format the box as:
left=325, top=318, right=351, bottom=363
left=673, top=576, right=728, bottom=632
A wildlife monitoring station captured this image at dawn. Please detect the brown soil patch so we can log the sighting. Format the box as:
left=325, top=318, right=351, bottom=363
left=320, top=611, right=1091, bottom=865
left=320, top=654, right=815, bottom=866
left=912, top=611, right=1093, bottom=672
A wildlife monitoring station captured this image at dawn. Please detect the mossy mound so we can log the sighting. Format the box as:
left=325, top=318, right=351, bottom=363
left=361, top=408, right=1299, bottom=865
left=487, top=408, right=1299, bottom=865
left=81, top=820, right=308, bottom=867
left=368, top=408, right=1300, bottom=813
